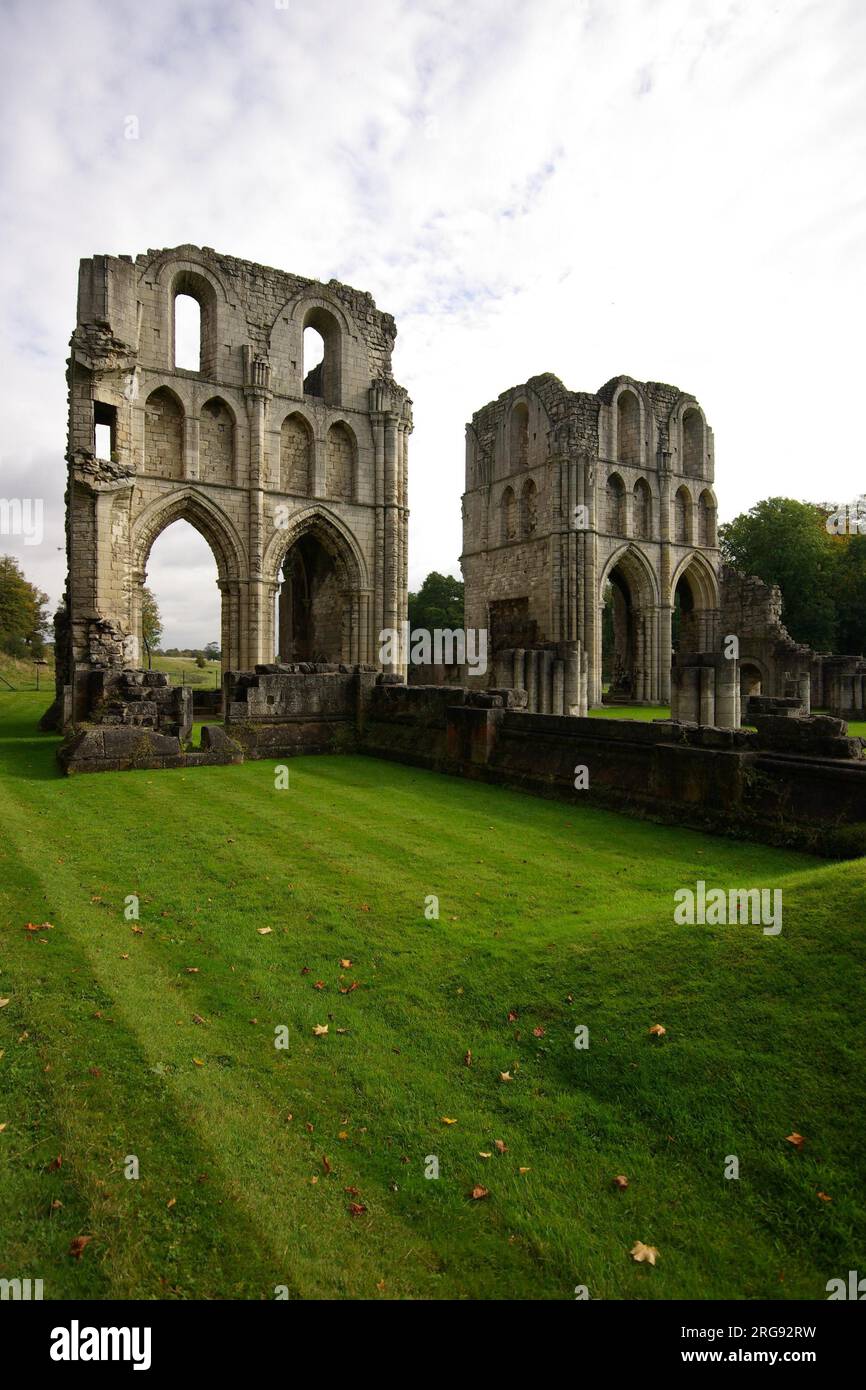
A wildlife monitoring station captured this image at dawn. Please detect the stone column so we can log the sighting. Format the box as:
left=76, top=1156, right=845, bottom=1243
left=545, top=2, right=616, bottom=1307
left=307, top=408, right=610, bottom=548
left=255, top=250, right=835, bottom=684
left=716, top=656, right=740, bottom=729
left=183, top=415, right=199, bottom=482
left=243, top=354, right=272, bottom=667
left=527, top=649, right=538, bottom=712
left=513, top=648, right=526, bottom=692
left=540, top=649, right=553, bottom=713
left=553, top=659, right=565, bottom=715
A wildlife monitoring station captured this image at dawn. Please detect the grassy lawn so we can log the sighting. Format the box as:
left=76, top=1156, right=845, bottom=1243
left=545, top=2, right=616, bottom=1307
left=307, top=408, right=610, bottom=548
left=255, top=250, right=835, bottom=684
left=1, top=690, right=865, bottom=1301
left=589, top=704, right=671, bottom=722
left=148, top=654, right=222, bottom=690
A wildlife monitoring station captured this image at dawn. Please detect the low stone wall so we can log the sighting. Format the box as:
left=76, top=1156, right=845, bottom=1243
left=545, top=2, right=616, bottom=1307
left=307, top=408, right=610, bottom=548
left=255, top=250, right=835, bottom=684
left=360, top=687, right=866, bottom=857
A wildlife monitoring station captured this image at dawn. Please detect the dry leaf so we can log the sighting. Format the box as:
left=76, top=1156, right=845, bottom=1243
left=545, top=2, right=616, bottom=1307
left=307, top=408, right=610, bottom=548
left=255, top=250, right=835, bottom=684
left=648, top=1024, right=666, bottom=1037
left=340, top=959, right=352, bottom=968
left=630, top=1241, right=659, bottom=1265
left=786, top=1132, right=805, bottom=1150
left=314, top=981, right=325, bottom=990
left=613, top=1174, right=629, bottom=1190
left=817, top=1191, right=832, bottom=1202
left=0, top=999, right=9, bottom=1008
left=441, top=1116, right=458, bottom=1125
left=507, top=1010, right=518, bottom=1023
left=305, top=1122, right=314, bottom=1133
left=470, top=1185, right=489, bottom=1200
left=69, top=1236, right=93, bottom=1259
left=192, top=1014, right=206, bottom=1025
left=338, top=1131, right=348, bottom=1140
left=463, top=1049, right=472, bottom=1067
left=0, top=1123, right=6, bottom=1133
left=478, top=1151, right=492, bottom=1159
left=494, top=1139, right=507, bottom=1154
left=322, top=1155, right=332, bottom=1174
left=518, top=1166, right=531, bottom=1174
left=185, top=967, right=199, bottom=974
left=167, top=1197, right=176, bottom=1209
left=532, top=1026, right=545, bottom=1038
left=499, top=1071, right=513, bottom=1082
left=312, top=1024, right=328, bottom=1036
left=348, top=1202, right=367, bottom=1215
left=345, top=1185, right=360, bottom=1196
left=257, top=927, right=273, bottom=936
left=193, top=1058, right=205, bottom=1067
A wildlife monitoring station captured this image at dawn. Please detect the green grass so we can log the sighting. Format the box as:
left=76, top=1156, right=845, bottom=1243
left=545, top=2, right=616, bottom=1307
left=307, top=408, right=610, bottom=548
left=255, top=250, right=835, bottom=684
left=589, top=704, right=671, bottom=721
left=1, top=690, right=865, bottom=1300
left=148, top=654, right=222, bottom=690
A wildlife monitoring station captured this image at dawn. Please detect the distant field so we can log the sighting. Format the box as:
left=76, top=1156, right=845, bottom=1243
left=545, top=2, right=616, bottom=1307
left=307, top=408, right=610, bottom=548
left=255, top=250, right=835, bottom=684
left=147, top=655, right=222, bottom=690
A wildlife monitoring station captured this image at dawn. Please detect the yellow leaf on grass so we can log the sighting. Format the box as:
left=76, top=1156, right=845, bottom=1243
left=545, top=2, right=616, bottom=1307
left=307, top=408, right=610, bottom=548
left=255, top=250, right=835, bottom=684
left=312, top=1024, right=329, bottom=1036
left=441, top=1117, right=458, bottom=1125
left=478, top=1151, right=492, bottom=1159
left=630, top=1241, right=659, bottom=1265
left=648, top=1024, right=666, bottom=1037
left=257, top=927, right=273, bottom=936
left=193, top=1058, right=205, bottom=1067
left=786, top=1132, right=805, bottom=1150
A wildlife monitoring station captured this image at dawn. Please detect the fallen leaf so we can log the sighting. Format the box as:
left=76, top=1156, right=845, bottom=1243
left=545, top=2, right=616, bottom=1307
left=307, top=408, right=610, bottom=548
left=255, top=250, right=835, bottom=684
left=345, top=1185, right=360, bottom=1196
left=500, top=1071, right=513, bottom=1082
left=0, top=999, right=9, bottom=1008
left=817, top=1191, right=832, bottom=1202
left=518, top=1166, right=531, bottom=1175
left=88, top=1067, right=102, bottom=1078
left=478, top=1151, right=492, bottom=1159
left=69, top=1236, right=93, bottom=1259
left=648, top=1024, right=666, bottom=1037
left=167, top=1197, right=176, bottom=1209
left=340, top=959, right=352, bottom=968
left=613, top=1174, right=629, bottom=1190
left=257, top=927, right=273, bottom=936
left=48, top=1155, right=62, bottom=1171
left=338, top=1131, right=348, bottom=1140
left=185, top=967, right=199, bottom=974
left=0, top=1123, right=6, bottom=1132
left=470, top=1185, right=489, bottom=1200
left=786, top=1132, right=805, bottom=1150
left=322, top=1155, right=332, bottom=1174
left=532, top=1026, right=546, bottom=1038
left=348, top=1202, right=367, bottom=1215
left=193, top=1058, right=205, bottom=1067
left=630, top=1241, right=659, bottom=1265
left=441, top=1116, right=458, bottom=1125
left=463, top=1049, right=472, bottom=1067
left=131, top=925, right=144, bottom=935
left=305, top=1122, right=314, bottom=1133
left=314, top=981, right=325, bottom=990
left=192, top=1014, right=206, bottom=1025
left=507, top=1010, right=518, bottom=1023
left=494, top=1139, right=507, bottom=1154
left=312, top=1024, right=328, bottom=1036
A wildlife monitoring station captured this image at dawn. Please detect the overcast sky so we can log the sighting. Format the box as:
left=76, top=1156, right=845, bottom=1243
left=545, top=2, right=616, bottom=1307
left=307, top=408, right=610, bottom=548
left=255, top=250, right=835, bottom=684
left=1, top=0, right=864, bottom=648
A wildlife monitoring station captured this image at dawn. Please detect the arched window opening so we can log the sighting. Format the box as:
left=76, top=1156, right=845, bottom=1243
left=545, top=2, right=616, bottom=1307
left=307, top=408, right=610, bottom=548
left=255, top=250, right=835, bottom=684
left=94, top=401, right=116, bottom=461
left=200, top=398, right=234, bottom=486
left=141, top=520, right=221, bottom=681
left=605, top=473, right=626, bottom=534
left=144, top=388, right=184, bottom=479
left=674, top=486, right=690, bottom=544
left=174, top=293, right=201, bottom=372
left=326, top=423, right=354, bottom=501
left=617, top=391, right=640, bottom=465
left=520, top=477, right=537, bottom=536
left=281, top=413, right=313, bottom=495
left=501, top=486, right=517, bottom=542
left=683, top=408, right=704, bottom=478
left=276, top=532, right=346, bottom=663
left=511, top=402, right=529, bottom=469
left=302, top=306, right=341, bottom=404
left=633, top=478, right=652, bottom=539
left=303, top=326, right=325, bottom=396
left=698, top=490, right=716, bottom=547
left=740, top=663, right=763, bottom=700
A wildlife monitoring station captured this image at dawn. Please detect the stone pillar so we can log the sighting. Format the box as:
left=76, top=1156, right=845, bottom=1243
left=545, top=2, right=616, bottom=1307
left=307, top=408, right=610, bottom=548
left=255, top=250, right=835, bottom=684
left=540, top=649, right=553, bottom=714
left=513, top=647, right=526, bottom=691
left=183, top=415, right=199, bottom=482
left=716, top=656, right=740, bottom=729
left=383, top=412, right=400, bottom=671
left=244, top=354, right=272, bottom=668
left=565, top=646, right=580, bottom=715
left=527, top=649, right=538, bottom=712
left=552, top=659, right=564, bottom=715
left=699, top=665, right=715, bottom=726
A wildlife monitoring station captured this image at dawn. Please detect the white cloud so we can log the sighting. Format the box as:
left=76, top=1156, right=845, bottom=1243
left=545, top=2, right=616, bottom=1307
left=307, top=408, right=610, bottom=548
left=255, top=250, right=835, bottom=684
left=1, top=0, right=864, bottom=644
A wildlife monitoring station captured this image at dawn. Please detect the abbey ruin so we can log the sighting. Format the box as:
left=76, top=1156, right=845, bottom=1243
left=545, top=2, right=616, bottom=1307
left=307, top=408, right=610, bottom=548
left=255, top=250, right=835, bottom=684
left=48, top=246, right=866, bottom=853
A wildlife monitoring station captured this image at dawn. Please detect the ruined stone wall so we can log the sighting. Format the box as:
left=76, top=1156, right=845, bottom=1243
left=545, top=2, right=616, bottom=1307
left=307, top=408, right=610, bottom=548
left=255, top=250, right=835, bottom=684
left=55, top=245, right=413, bottom=729
left=461, top=372, right=721, bottom=708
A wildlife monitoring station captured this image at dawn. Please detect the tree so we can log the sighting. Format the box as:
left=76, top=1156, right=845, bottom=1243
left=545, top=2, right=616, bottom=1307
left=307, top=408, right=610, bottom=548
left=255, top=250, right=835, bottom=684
left=834, top=533, right=866, bottom=655
left=407, top=571, right=464, bottom=630
left=0, top=555, right=49, bottom=658
left=141, top=588, right=163, bottom=670
left=203, top=641, right=221, bottom=661
left=719, top=498, right=838, bottom=651
left=195, top=651, right=207, bottom=669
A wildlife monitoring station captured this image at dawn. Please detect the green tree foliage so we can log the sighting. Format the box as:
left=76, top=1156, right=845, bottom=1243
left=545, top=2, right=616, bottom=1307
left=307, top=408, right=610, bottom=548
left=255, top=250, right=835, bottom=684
left=141, top=587, right=163, bottom=670
left=0, top=555, right=49, bottom=658
left=719, top=497, right=839, bottom=650
left=834, top=533, right=866, bottom=655
left=407, top=571, right=464, bottom=630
